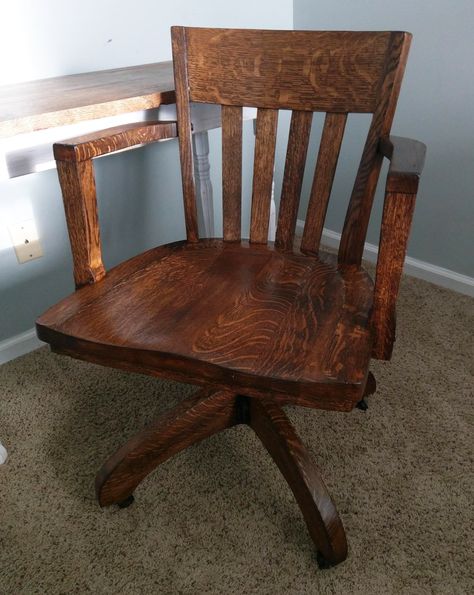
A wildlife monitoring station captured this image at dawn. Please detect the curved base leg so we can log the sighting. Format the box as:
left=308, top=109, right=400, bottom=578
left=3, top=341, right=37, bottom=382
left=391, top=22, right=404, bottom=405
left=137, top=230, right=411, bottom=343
left=96, top=388, right=348, bottom=566
left=95, top=388, right=237, bottom=507
left=248, top=398, right=348, bottom=566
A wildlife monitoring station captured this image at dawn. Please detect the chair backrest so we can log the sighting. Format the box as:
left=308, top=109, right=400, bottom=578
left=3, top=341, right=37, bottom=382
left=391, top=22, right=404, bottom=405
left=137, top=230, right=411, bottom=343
left=171, top=27, right=411, bottom=266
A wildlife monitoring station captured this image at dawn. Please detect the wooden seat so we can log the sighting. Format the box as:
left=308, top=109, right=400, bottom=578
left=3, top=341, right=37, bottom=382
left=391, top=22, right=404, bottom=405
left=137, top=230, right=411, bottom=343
left=37, top=240, right=374, bottom=409
left=36, top=27, right=425, bottom=568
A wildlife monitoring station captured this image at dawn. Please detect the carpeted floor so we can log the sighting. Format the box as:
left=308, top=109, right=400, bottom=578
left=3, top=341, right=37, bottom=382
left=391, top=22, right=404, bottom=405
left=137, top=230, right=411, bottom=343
left=0, top=274, right=473, bottom=594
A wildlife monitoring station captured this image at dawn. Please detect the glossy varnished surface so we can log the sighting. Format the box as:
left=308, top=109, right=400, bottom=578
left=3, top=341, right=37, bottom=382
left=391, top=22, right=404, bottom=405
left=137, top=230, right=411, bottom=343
left=94, top=387, right=348, bottom=566
left=183, top=28, right=396, bottom=112
left=36, top=28, right=425, bottom=566
left=37, top=240, right=374, bottom=407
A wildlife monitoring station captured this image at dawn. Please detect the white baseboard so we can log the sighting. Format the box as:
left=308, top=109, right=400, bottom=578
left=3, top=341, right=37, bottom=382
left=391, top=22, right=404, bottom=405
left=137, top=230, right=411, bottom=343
left=296, top=220, right=474, bottom=297
left=0, top=328, right=44, bottom=365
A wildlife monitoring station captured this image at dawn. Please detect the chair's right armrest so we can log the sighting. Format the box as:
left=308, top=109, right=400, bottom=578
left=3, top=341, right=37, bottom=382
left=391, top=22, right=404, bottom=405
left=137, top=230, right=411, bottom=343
left=371, top=136, right=427, bottom=360
left=53, top=120, right=177, bottom=162
left=379, top=135, right=426, bottom=193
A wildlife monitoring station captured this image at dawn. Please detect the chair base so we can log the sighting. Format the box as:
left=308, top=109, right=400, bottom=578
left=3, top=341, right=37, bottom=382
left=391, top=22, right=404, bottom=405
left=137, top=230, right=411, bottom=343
left=94, top=380, right=381, bottom=568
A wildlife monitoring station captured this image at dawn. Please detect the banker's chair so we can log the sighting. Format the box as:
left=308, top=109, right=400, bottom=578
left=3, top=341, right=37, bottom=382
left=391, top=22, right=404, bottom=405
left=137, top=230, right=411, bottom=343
left=37, top=28, right=425, bottom=567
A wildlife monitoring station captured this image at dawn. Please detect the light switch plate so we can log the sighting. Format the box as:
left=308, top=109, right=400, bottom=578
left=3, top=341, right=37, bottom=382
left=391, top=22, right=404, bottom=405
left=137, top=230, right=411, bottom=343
left=8, top=219, right=43, bottom=263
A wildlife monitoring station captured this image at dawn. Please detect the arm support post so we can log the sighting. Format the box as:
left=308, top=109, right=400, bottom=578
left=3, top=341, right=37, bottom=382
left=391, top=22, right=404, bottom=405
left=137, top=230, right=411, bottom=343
left=53, top=121, right=177, bottom=288
left=371, top=136, right=426, bottom=359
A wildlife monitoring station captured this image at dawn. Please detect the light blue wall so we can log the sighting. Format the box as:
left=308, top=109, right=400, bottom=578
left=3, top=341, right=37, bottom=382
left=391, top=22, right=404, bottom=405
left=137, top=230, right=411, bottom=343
left=0, top=1, right=293, bottom=342
left=294, top=0, right=474, bottom=276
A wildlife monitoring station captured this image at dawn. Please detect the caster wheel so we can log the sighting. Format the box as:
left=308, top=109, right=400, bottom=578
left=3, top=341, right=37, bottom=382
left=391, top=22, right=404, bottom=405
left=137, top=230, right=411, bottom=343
left=316, top=552, right=333, bottom=569
left=356, top=399, right=368, bottom=411
left=117, top=494, right=135, bottom=509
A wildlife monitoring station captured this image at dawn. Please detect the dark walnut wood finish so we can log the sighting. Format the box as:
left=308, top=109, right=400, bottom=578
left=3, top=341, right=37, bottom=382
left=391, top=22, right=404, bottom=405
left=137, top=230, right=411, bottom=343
left=37, top=28, right=425, bottom=567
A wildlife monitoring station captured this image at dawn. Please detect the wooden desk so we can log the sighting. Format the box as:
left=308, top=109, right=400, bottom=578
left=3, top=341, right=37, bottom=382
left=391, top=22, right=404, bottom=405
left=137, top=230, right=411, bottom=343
left=0, top=61, right=257, bottom=237
left=0, top=62, right=175, bottom=138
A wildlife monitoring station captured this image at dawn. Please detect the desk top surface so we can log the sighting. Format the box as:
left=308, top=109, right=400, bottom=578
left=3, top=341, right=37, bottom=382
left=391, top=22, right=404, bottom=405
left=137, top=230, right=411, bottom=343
left=0, top=61, right=175, bottom=138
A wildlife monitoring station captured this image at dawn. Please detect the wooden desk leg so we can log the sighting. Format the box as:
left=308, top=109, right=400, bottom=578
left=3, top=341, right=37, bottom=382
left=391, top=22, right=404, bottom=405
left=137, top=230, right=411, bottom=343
left=192, top=120, right=276, bottom=241
left=96, top=388, right=237, bottom=507
left=269, top=179, right=276, bottom=241
left=193, top=131, right=214, bottom=238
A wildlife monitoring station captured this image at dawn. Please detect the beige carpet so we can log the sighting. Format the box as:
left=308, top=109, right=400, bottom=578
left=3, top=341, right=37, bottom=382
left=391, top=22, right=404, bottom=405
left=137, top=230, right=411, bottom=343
left=0, top=274, right=473, bottom=594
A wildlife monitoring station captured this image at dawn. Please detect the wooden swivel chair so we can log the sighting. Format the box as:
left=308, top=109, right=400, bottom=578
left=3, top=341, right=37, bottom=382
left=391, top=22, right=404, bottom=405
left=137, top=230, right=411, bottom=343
left=37, top=28, right=426, bottom=567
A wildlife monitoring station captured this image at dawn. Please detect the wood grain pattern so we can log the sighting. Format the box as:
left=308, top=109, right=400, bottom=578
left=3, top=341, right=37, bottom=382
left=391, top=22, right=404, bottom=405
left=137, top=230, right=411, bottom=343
left=96, top=388, right=237, bottom=506
left=36, top=28, right=425, bottom=568
left=301, top=113, right=347, bottom=255
left=0, top=62, right=175, bottom=138
left=36, top=240, right=373, bottom=410
left=338, top=32, right=411, bottom=267
left=249, top=108, right=279, bottom=243
left=371, top=191, right=416, bottom=359
left=172, top=27, right=199, bottom=242
left=185, top=28, right=393, bottom=112
left=53, top=121, right=177, bottom=162
left=275, top=110, right=313, bottom=251
left=222, top=105, right=243, bottom=241
left=55, top=159, right=105, bottom=288
left=249, top=398, right=347, bottom=565
left=95, top=388, right=347, bottom=566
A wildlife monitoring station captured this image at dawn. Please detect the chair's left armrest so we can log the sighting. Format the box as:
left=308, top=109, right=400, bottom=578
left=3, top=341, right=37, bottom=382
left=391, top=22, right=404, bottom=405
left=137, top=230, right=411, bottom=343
left=371, top=136, right=426, bottom=360
left=53, top=120, right=177, bottom=162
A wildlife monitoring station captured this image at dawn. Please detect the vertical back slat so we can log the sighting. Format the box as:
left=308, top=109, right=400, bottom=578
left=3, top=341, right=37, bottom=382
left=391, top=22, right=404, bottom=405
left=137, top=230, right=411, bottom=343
left=222, top=105, right=243, bottom=241
left=249, top=108, right=279, bottom=243
left=275, top=110, right=313, bottom=251
left=301, top=113, right=347, bottom=255
left=338, top=32, right=411, bottom=266
left=171, top=26, right=199, bottom=242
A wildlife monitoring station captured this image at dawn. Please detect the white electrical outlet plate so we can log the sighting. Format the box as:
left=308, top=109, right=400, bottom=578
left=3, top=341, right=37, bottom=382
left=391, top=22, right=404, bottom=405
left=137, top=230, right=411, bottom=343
left=0, top=442, right=7, bottom=465
left=8, top=219, right=43, bottom=263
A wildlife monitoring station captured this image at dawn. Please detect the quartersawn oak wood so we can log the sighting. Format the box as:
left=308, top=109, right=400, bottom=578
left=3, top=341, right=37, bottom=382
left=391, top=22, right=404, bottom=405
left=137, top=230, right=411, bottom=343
left=338, top=32, right=412, bottom=267
left=249, top=398, right=347, bottom=565
left=222, top=105, right=243, bottom=241
left=172, top=26, right=199, bottom=243
left=53, top=121, right=177, bottom=162
left=55, top=159, right=105, bottom=288
left=370, top=136, right=426, bottom=359
left=96, top=389, right=348, bottom=565
left=54, top=121, right=177, bottom=288
left=275, top=110, right=313, bottom=251
left=37, top=27, right=426, bottom=568
left=183, top=28, right=395, bottom=112
left=301, top=113, right=347, bottom=255
left=371, top=191, right=417, bottom=360
left=250, top=108, right=279, bottom=244
left=0, top=62, right=175, bottom=137
left=96, top=388, right=237, bottom=506
left=36, top=240, right=374, bottom=411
